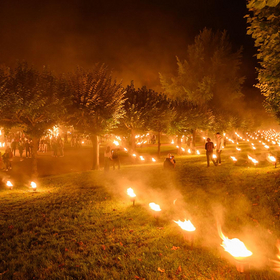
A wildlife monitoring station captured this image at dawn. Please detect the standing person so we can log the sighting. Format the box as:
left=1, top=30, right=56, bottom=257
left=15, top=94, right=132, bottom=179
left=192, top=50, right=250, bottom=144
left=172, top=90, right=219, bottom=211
left=25, top=140, right=30, bottom=158
left=3, top=149, right=9, bottom=171
left=112, top=148, right=120, bottom=170
left=205, top=138, right=217, bottom=167
left=18, top=141, right=24, bottom=161
left=215, top=132, right=223, bottom=165
left=11, top=140, right=17, bottom=156
left=104, top=146, right=112, bottom=171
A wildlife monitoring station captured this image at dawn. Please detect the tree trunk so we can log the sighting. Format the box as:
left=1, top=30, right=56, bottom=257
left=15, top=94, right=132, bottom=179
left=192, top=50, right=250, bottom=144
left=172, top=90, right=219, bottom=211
left=91, top=135, right=99, bottom=170
left=31, top=137, right=39, bottom=179
left=157, top=131, right=161, bottom=159
left=131, top=129, right=136, bottom=152
left=192, top=129, right=196, bottom=147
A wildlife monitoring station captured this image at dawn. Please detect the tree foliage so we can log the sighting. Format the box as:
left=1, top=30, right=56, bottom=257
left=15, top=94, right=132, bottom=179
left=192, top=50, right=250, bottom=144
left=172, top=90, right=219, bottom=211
left=0, top=62, right=66, bottom=177
left=67, top=64, right=125, bottom=169
left=160, top=28, right=244, bottom=110
left=247, top=0, right=280, bottom=120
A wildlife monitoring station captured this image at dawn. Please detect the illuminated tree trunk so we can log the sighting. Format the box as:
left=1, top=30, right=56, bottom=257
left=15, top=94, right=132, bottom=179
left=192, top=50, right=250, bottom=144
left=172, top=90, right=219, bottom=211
left=31, top=137, right=39, bottom=179
left=157, top=131, right=161, bottom=159
left=91, top=135, right=99, bottom=170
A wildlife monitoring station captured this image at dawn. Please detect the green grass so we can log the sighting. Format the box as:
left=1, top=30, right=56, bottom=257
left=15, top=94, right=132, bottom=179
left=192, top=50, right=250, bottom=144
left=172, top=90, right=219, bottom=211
left=1, top=141, right=280, bottom=279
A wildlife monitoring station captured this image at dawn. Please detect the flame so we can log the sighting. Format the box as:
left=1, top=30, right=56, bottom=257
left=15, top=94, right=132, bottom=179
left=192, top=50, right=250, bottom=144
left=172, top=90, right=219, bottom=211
left=174, top=219, right=196, bottom=232
left=171, top=140, right=174, bottom=144
left=264, top=145, right=270, bottom=149
left=236, top=147, right=241, bottom=151
left=218, top=228, right=252, bottom=259
left=196, top=150, right=200, bottom=155
left=140, top=156, right=145, bottom=161
left=152, top=158, right=156, bottom=162
left=124, top=148, right=128, bottom=152
left=230, top=156, right=237, bottom=162
left=188, top=149, right=191, bottom=154
left=252, top=147, right=256, bottom=150
left=149, top=203, right=161, bottom=212
left=212, top=154, right=217, bottom=159
left=6, top=181, right=13, bottom=187
left=268, top=155, right=276, bottom=162
left=272, top=240, right=280, bottom=272
left=248, top=155, right=258, bottom=164
left=31, top=182, right=37, bottom=189
left=127, top=188, right=136, bottom=198
left=181, top=147, right=185, bottom=152
left=113, top=140, right=119, bottom=146
left=132, top=154, right=136, bottom=157
left=0, top=142, right=2, bottom=147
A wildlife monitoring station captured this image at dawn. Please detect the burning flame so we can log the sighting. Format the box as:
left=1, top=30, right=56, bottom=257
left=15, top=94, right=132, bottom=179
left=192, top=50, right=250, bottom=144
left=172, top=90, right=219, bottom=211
left=140, top=156, right=145, bottom=161
left=149, top=203, right=161, bottom=212
left=152, top=158, right=156, bottom=162
left=236, top=147, right=241, bottom=151
left=124, top=148, right=128, bottom=152
left=212, top=154, right=217, bottom=159
left=132, top=154, right=136, bottom=157
left=248, top=155, right=258, bottom=165
left=230, top=156, right=237, bottom=162
left=31, top=182, right=37, bottom=189
left=171, top=140, right=174, bottom=144
left=188, top=149, right=191, bottom=154
left=271, top=240, right=280, bottom=272
left=218, top=228, right=252, bottom=259
left=268, top=155, right=276, bottom=162
left=127, top=188, right=136, bottom=198
left=196, top=150, right=200, bottom=155
left=181, top=147, right=185, bottom=152
left=174, top=219, right=196, bottom=232
left=265, top=145, right=270, bottom=149
left=6, top=181, right=13, bottom=187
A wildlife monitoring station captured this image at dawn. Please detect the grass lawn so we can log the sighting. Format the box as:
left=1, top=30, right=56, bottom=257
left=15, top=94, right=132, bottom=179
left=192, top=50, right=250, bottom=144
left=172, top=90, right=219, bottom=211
left=1, top=141, right=280, bottom=279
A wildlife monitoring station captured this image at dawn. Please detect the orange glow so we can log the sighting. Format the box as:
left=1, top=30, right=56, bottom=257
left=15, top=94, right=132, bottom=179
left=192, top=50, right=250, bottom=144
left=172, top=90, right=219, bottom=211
left=218, top=228, right=252, bottom=260
left=149, top=203, right=161, bottom=212
left=113, top=140, right=119, bottom=146
left=7, top=181, right=13, bottom=187
left=174, top=219, right=196, bottom=232
left=248, top=155, right=258, bottom=165
left=188, top=149, right=191, bottom=154
left=230, top=156, right=237, bottom=162
left=152, top=158, right=156, bottom=162
left=140, top=156, right=145, bottom=161
left=31, top=182, right=37, bottom=189
left=268, top=155, right=276, bottom=162
left=196, top=150, right=200, bottom=155
left=127, top=188, right=136, bottom=198
left=212, top=154, right=217, bottom=159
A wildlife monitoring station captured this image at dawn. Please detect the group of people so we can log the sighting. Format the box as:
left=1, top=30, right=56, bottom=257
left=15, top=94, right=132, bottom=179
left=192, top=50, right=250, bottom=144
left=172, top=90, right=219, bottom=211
left=205, top=132, right=223, bottom=167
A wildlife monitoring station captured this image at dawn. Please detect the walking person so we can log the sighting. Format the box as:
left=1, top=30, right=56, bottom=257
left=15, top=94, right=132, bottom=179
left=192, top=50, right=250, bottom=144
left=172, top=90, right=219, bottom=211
left=215, top=132, right=223, bottom=165
left=112, top=148, right=120, bottom=170
left=205, top=138, right=217, bottom=167
left=104, top=146, right=112, bottom=171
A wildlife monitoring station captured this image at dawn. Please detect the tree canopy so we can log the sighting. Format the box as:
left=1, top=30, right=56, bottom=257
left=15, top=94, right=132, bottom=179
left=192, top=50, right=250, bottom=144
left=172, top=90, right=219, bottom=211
left=247, top=0, right=280, bottom=121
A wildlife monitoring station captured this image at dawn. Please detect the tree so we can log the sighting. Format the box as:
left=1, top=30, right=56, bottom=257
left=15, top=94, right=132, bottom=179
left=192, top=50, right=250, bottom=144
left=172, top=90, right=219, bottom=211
left=120, top=83, right=159, bottom=151
left=0, top=62, right=66, bottom=178
left=67, top=64, right=125, bottom=170
left=147, top=92, right=173, bottom=158
left=247, top=0, right=280, bottom=121
left=169, top=100, right=214, bottom=152
left=160, top=28, right=244, bottom=136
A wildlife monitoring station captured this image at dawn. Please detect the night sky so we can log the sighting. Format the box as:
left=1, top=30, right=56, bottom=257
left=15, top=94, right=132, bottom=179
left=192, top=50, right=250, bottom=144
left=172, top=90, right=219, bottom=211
left=0, top=0, right=257, bottom=92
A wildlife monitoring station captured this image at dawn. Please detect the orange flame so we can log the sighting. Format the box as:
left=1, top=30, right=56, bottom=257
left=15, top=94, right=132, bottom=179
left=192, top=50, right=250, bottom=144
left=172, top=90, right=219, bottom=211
left=174, top=219, right=196, bottom=232
left=149, top=203, right=161, bottom=212
left=31, top=182, right=37, bottom=189
left=127, top=188, right=136, bottom=198
left=218, top=227, right=252, bottom=260
left=6, top=181, right=13, bottom=187
left=230, top=156, right=237, bottom=162
left=268, top=155, right=276, bottom=162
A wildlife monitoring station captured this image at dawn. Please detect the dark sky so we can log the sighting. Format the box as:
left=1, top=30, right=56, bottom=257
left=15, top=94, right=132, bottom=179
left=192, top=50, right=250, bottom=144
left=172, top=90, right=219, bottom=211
left=0, top=0, right=258, bottom=92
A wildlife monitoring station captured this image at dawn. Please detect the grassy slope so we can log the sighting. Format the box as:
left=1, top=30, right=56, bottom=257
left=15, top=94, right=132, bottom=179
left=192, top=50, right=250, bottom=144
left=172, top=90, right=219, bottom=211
left=0, top=142, right=280, bottom=279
